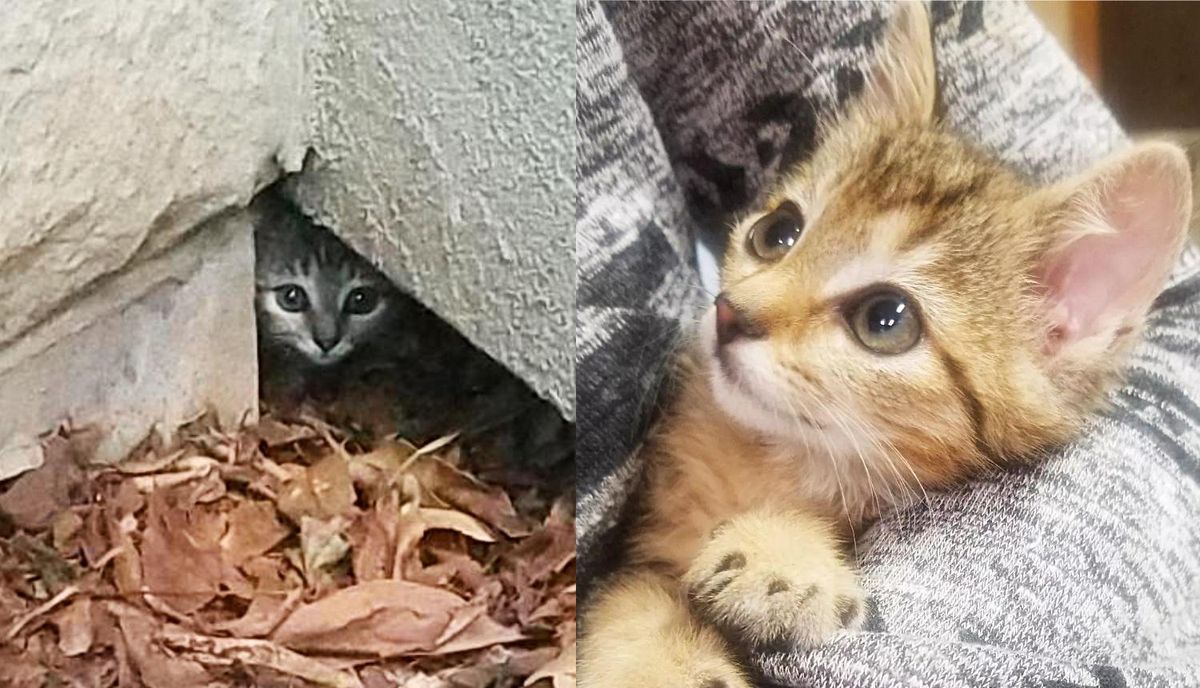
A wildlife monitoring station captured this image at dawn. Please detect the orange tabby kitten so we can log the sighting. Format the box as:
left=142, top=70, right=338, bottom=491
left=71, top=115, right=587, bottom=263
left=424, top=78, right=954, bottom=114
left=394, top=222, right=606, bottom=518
left=578, top=3, right=1193, bottom=687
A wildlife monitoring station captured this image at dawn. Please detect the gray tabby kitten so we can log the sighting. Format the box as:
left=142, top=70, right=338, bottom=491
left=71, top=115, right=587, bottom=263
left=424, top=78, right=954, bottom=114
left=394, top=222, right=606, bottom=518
left=251, top=187, right=572, bottom=476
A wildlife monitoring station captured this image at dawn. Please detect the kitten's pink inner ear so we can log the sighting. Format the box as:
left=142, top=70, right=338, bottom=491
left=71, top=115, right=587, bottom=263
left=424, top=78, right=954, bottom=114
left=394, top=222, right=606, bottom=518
left=1041, top=144, right=1191, bottom=355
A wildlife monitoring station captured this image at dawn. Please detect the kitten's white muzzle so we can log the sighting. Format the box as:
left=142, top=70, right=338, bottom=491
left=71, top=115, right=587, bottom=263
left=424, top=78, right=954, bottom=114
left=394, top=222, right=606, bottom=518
left=702, top=307, right=829, bottom=440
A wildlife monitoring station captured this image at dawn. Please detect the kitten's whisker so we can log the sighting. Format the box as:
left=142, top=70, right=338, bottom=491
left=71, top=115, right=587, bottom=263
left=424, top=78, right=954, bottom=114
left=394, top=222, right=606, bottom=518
left=843, top=404, right=928, bottom=511
left=776, top=377, right=859, bottom=558
left=829, top=401, right=909, bottom=505
left=809, top=390, right=886, bottom=518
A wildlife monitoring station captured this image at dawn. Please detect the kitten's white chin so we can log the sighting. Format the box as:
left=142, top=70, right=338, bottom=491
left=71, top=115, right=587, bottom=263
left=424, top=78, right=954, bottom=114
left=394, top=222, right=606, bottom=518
left=699, top=309, right=830, bottom=445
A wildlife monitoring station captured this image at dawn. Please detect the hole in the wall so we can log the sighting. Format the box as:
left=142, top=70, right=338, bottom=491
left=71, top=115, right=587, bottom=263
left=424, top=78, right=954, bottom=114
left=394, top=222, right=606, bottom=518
left=249, top=180, right=574, bottom=489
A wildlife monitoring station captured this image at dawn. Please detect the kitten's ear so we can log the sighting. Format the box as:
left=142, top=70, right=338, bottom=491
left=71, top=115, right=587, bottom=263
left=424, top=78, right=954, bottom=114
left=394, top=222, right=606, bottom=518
left=1037, top=142, right=1192, bottom=358
left=855, top=1, right=937, bottom=126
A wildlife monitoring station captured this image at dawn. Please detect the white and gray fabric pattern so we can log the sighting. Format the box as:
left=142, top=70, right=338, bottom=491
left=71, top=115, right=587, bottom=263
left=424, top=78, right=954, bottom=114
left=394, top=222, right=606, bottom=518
left=576, top=1, right=1200, bottom=686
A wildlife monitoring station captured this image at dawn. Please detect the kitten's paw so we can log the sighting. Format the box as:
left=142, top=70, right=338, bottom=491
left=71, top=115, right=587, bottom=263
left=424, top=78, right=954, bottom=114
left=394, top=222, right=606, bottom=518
left=579, top=573, right=752, bottom=688
left=682, top=511, right=864, bottom=651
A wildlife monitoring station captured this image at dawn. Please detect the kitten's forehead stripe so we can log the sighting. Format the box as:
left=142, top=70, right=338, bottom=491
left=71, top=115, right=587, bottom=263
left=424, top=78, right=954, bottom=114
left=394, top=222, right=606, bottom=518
left=836, top=129, right=999, bottom=253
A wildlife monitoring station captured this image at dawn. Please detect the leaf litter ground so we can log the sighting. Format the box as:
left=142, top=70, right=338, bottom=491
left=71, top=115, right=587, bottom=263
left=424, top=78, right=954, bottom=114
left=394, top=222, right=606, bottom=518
left=0, top=412, right=575, bottom=688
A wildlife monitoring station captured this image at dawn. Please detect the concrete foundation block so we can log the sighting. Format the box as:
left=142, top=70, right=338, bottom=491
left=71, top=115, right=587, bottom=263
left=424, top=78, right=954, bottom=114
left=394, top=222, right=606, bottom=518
left=0, top=215, right=258, bottom=478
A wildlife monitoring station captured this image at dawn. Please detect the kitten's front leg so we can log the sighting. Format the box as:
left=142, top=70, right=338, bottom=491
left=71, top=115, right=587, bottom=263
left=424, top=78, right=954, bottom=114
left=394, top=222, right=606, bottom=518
left=579, top=571, right=752, bottom=688
left=683, top=510, right=865, bottom=652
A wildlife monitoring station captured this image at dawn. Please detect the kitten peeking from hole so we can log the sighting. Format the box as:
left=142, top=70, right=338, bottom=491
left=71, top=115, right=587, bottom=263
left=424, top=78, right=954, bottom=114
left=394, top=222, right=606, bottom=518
left=578, top=3, right=1192, bottom=687
left=250, top=186, right=572, bottom=480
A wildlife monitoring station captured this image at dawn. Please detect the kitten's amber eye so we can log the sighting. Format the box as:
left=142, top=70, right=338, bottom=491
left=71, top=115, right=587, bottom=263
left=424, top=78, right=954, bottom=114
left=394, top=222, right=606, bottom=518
left=344, top=286, right=380, bottom=315
left=847, top=289, right=921, bottom=355
left=747, top=202, right=804, bottom=261
left=275, top=285, right=309, bottom=313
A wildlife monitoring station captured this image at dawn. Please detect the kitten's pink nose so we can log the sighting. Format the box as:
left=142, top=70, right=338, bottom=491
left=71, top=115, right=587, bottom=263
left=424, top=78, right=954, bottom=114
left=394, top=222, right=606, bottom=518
left=715, top=293, right=763, bottom=346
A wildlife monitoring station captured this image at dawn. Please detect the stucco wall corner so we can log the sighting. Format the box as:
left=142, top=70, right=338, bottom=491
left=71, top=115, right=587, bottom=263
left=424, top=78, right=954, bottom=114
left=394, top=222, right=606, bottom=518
left=0, top=0, right=310, bottom=477
left=293, top=0, right=575, bottom=420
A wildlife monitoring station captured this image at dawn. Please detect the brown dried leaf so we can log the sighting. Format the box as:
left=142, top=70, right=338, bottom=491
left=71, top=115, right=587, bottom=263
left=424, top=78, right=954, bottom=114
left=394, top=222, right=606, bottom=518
left=277, top=454, right=357, bottom=522
left=211, top=587, right=302, bottom=638
left=420, top=508, right=495, bottom=543
left=160, top=627, right=364, bottom=688
left=510, top=498, right=576, bottom=584
left=220, top=499, right=290, bottom=567
left=53, top=597, right=94, bottom=656
left=427, top=607, right=524, bottom=655
left=108, top=512, right=143, bottom=595
left=348, top=491, right=413, bottom=582
left=273, top=579, right=516, bottom=657
left=0, top=647, right=47, bottom=688
left=254, top=417, right=319, bottom=447
left=108, top=602, right=211, bottom=688
left=412, top=460, right=532, bottom=537
left=140, top=494, right=226, bottom=614
left=0, top=434, right=83, bottom=531
left=525, top=641, right=575, bottom=688
left=347, top=440, right=417, bottom=490
left=309, top=453, right=358, bottom=518
left=409, top=546, right=487, bottom=593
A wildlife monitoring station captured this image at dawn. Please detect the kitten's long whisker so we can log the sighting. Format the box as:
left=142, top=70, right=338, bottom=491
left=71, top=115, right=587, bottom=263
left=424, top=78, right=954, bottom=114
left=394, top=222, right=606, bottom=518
left=825, top=397, right=909, bottom=506
left=837, top=399, right=929, bottom=511
left=816, top=369, right=915, bottom=512
left=774, top=375, right=859, bottom=558
left=781, top=36, right=835, bottom=104
left=807, top=389, right=886, bottom=518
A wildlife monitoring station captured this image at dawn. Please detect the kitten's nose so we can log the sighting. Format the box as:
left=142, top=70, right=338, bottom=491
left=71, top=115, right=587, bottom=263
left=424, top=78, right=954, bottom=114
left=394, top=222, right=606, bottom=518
left=314, top=334, right=340, bottom=353
left=715, top=293, right=763, bottom=346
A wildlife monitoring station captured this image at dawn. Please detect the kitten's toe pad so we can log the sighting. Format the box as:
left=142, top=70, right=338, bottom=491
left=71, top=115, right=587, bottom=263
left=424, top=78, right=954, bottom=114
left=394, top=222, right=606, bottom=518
left=683, top=513, right=865, bottom=651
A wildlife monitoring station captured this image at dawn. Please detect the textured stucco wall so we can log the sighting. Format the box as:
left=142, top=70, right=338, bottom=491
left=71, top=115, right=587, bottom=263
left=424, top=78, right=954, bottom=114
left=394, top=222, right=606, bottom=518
left=0, top=0, right=572, bottom=479
left=293, top=0, right=575, bottom=418
left=0, top=0, right=308, bottom=476
left=0, top=215, right=258, bottom=475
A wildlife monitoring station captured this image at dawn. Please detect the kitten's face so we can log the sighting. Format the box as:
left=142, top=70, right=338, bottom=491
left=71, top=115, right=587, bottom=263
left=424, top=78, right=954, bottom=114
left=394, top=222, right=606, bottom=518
left=254, top=212, right=394, bottom=367
left=705, top=3, right=1190, bottom=485
left=707, top=126, right=1043, bottom=481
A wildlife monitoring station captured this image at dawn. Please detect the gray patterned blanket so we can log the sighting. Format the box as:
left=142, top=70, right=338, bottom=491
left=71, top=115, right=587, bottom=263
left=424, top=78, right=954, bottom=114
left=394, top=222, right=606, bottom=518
left=576, top=2, right=1200, bottom=685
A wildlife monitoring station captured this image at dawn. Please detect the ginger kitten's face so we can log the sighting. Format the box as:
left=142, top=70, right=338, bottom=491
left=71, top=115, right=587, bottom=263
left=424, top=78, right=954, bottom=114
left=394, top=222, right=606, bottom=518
left=704, top=2, right=1191, bottom=485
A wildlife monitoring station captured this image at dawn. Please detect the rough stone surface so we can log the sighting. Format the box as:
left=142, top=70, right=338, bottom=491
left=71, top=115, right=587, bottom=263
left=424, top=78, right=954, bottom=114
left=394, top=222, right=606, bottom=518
left=0, top=0, right=307, bottom=476
left=0, top=215, right=258, bottom=477
left=0, top=0, right=573, bottom=480
left=293, top=0, right=575, bottom=418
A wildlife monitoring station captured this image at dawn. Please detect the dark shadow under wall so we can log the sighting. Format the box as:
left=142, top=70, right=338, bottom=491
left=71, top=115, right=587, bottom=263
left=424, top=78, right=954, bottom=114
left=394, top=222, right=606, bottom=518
left=250, top=181, right=574, bottom=490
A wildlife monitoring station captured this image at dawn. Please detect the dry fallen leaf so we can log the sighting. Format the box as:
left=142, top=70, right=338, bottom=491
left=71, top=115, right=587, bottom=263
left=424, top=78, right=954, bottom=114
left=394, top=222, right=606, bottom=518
left=420, top=507, right=496, bottom=543
left=0, top=434, right=84, bottom=531
left=412, top=459, right=532, bottom=538
left=108, top=602, right=212, bottom=688
left=273, top=579, right=466, bottom=656
left=1, top=413, right=574, bottom=688
left=53, top=597, right=94, bottom=656
left=161, top=626, right=364, bottom=688
left=277, top=453, right=358, bottom=522
left=221, top=499, right=290, bottom=567
left=299, top=515, right=351, bottom=584
left=140, top=493, right=226, bottom=615
left=525, top=641, right=576, bottom=688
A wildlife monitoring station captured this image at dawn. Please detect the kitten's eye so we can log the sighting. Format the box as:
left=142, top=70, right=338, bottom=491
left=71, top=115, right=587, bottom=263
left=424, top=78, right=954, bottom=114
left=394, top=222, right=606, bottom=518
left=847, top=288, right=921, bottom=355
left=344, top=286, right=380, bottom=315
left=747, top=202, right=804, bottom=261
left=275, top=285, right=309, bottom=312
